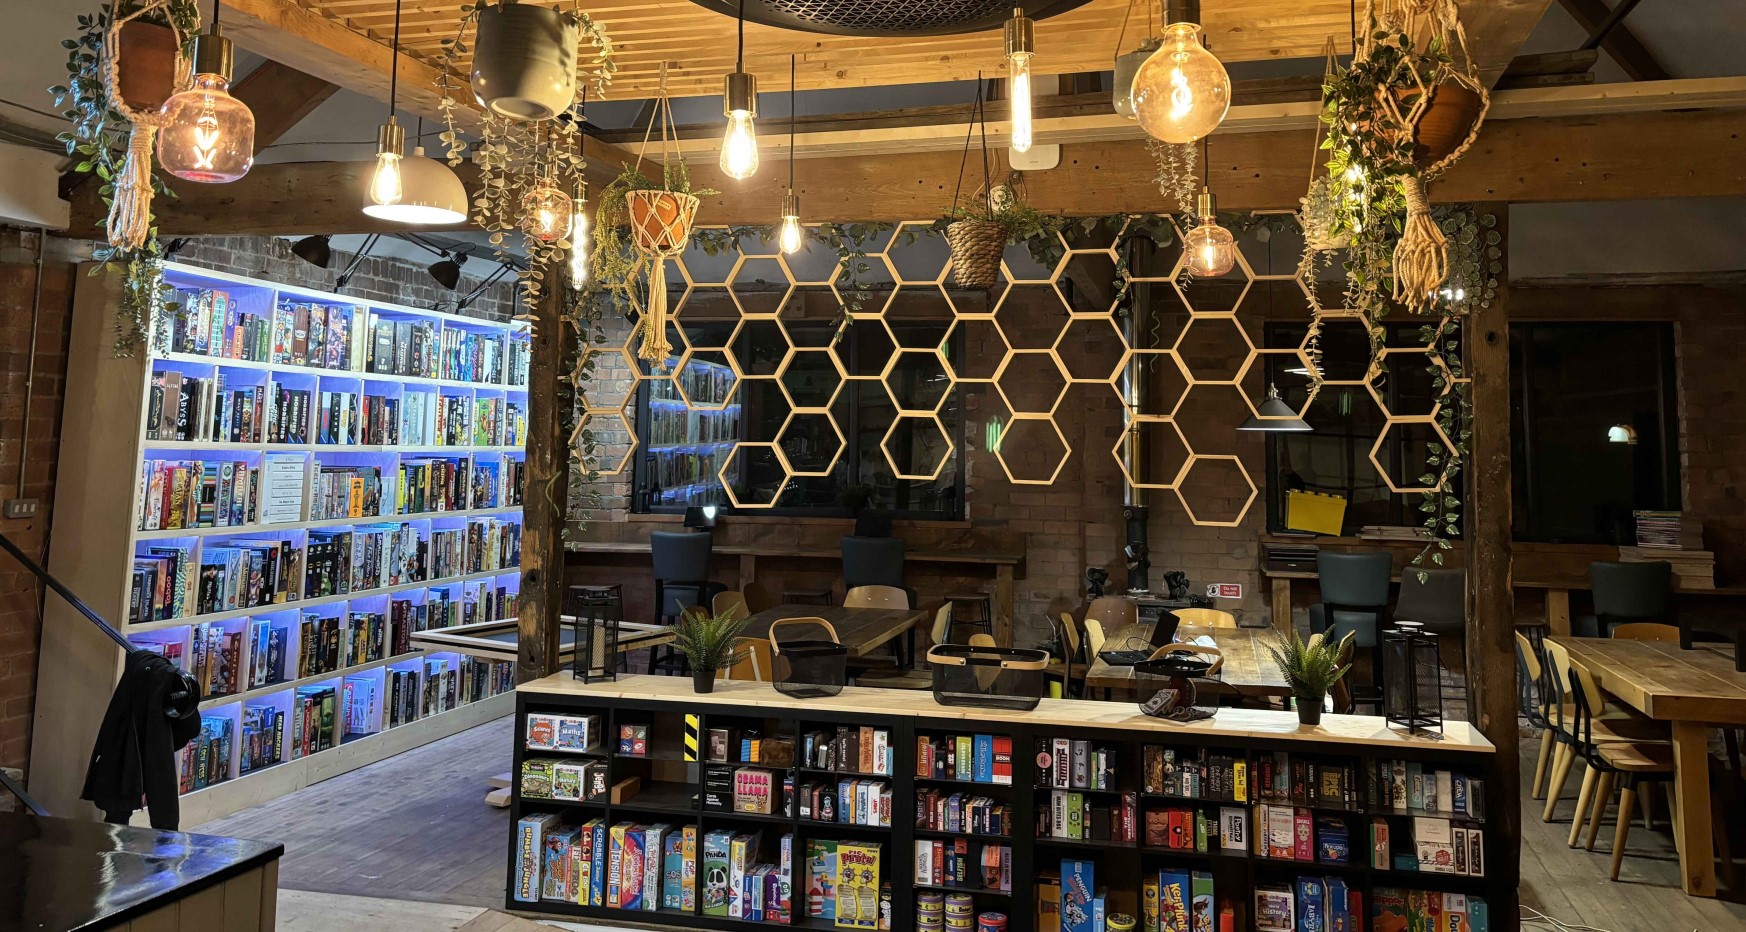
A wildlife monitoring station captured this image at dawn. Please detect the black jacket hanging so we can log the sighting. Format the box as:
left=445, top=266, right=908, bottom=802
left=82, top=649, right=202, bottom=829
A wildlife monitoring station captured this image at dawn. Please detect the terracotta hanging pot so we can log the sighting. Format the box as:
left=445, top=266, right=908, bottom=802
left=470, top=1, right=580, bottom=121
left=625, top=189, right=700, bottom=253
left=945, top=218, right=1005, bottom=290
left=1405, top=81, right=1484, bottom=169
left=116, top=20, right=179, bottom=113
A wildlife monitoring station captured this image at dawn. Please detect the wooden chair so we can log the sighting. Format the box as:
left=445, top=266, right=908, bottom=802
left=844, top=585, right=910, bottom=610
left=713, top=590, right=749, bottom=618
left=1610, top=622, right=1681, bottom=643
left=1540, top=639, right=1670, bottom=825
left=1516, top=631, right=1556, bottom=800
left=743, top=581, right=779, bottom=614
left=1171, top=607, right=1238, bottom=629
left=1560, top=653, right=1683, bottom=879
left=725, top=636, right=775, bottom=682
left=1084, top=618, right=1107, bottom=667
left=855, top=604, right=952, bottom=690
left=1085, top=596, right=1137, bottom=632
left=968, top=633, right=997, bottom=648
left=1330, top=633, right=1358, bottom=715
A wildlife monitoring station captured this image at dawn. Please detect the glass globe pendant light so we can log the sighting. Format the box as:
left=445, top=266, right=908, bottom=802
left=1004, top=7, right=1035, bottom=153
left=521, top=126, right=572, bottom=242
left=156, top=0, right=255, bottom=183
left=1184, top=186, right=1236, bottom=277
left=720, top=0, right=760, bottom=180
left=777, top=55, right=804, bottom=255
left=366, top=0, right=409, bottom=211
left=1131, top=0, right=1230, bottom=145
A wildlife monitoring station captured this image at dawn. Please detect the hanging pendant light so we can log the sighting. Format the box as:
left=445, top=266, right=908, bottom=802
left=720, top=0, right=760, bottom=180
left=1004, top=7, right=1036, bottom=153
left=366, top=0, right=408, bottom=212
left=521, top=125, right=573, bottom=242
left=1184, top=186, right=1235, bottom=277
left=1239, top=384, right=1313, bottom=432
left=569, top=178, right=590, bottom=288
left=365, top=117, right=469, bottom=224
left=777, top=54, right=804, bottom=255
left=157, top=0, right=255, bottom=183
left=1131, top=0, right=1230, bottom=144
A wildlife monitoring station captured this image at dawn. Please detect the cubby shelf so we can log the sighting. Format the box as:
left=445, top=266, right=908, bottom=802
left=29, top=260, right=529, bottom=826
left=504, top=678, right=1503, bottom=932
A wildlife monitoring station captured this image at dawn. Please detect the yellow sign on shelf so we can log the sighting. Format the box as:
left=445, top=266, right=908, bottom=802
left=1286, top=490, right=1347, bottom=536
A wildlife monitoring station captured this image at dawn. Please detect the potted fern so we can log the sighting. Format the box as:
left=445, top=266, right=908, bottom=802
left=1263, top=630, right=1355, bottom=725
left=672, top=603, right=751, bottom=693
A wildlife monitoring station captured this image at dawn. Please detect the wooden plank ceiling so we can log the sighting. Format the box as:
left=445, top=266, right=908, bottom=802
left=298, top=0, right=1365, bottom=100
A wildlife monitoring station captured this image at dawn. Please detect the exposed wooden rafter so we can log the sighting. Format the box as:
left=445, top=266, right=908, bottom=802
left=1556, top=0, right=1670, bottom=81
left=232, top=60, right=340, bottom=152
left=64, top=106, right=1746, bottom=236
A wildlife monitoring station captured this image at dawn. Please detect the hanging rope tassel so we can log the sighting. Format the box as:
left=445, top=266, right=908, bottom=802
left=1392, top=175, right=1447, bottom=311
left=107, top=124, right=160, bottom=252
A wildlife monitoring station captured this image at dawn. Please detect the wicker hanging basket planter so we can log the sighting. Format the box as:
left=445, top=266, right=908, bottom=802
left=116, top=20, right=179, bottom=112
left=626, top=189, right=699, bottom=253
left=945, top=218, right=1005, bottom=289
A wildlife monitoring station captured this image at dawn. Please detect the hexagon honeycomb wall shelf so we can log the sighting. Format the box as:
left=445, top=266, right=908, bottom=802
left=578, top=220, right=1464, bottom=521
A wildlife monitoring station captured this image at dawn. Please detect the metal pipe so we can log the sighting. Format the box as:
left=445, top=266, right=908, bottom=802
left=0, top=530, right=132, bottom=651
left=1578, top=0, right=1645, bottom=51
left=17, top=228, right=45, bottom=499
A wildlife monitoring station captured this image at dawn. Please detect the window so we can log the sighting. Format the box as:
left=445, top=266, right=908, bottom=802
left=631, top=319, right=964, bottom=519
left=1510, top=322, right=1679, bottom=544
left=1263, top=321, right=1441, bottom=534
left=1263, top=320, right=1681, bottom=543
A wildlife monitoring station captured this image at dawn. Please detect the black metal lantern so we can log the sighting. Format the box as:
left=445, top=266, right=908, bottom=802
left=569, top=585, right=623, bottom=682
left=1383, top=621, right=1442, bottom=734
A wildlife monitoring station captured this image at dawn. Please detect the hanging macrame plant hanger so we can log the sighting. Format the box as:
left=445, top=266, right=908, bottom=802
left=944, top=76, right=1005, bottom=290
left=101, top=0, right=193, bottom=251
left=627, top=63, right=700, bottom=364
left=1356, top=0, right=1489, bottom=311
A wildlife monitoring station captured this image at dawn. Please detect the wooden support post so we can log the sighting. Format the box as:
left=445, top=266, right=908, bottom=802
left=518, top=268, right=570, bottom=682
left=1464, top=205, right=1520, bottom=929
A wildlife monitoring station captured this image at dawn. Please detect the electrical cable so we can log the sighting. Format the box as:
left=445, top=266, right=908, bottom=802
left=1520, top=907, right=1619, bottom=932
left=0, top=97, right=67, bottom=122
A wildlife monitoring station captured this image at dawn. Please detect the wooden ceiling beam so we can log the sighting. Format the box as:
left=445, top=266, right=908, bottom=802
left=1457, top=0, right=1560, bottom=87
left=1555, top=0, right=1670, bottom=81
left=63, top=107, right=1746, bottom=236
left=232, top=60, right=340, bottom=152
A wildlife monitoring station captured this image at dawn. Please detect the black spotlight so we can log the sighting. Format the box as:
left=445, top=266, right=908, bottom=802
left=291, top=234, right=332, bottom=269
left=429, top=251, right=465, bottom=290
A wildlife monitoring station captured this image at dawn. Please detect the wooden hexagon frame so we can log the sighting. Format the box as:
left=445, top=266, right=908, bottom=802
left=994, top=414, right=1072, bottom=486
left=880, top=414, right=954, bottom=481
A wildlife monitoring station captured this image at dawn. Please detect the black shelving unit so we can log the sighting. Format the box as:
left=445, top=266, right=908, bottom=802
left=505, top=688, right=1503, bottom=932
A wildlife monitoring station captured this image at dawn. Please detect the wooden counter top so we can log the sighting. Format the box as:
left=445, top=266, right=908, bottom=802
left=518, top=673, right=1494, bottom=754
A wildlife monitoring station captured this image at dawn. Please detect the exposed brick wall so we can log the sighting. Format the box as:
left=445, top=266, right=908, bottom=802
left=0, top=229, right=77, bottom=773
left=175, top=236, right=518, bottom=322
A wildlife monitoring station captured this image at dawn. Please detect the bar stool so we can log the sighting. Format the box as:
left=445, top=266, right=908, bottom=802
left=943, top=593, right=993, bottom=644
left=783, top=589, right=834, bottom=606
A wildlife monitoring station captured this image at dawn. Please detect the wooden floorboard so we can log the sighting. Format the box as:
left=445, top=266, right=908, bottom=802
left=196, top=705, right=1746, bottom=929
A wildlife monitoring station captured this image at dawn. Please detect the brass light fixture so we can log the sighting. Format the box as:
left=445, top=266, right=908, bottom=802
left=720, top=0, right=761, bottom=180
left=157, top=0, right=255, bottom=183
left=1004, top=7, right=1036, bottom=153
left=366, top=0, right=407, bottom=210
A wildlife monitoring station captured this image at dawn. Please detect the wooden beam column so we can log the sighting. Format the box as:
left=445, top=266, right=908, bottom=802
left=518, top=266, right=570, bottom=682
left=1464, top=205, right=1520, bottom=929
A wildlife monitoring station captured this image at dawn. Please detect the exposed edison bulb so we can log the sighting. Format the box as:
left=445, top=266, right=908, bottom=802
left=720, top=110, right=760, bottom=180
left=1131, top=22, right=1231, bottom=144
left=520, top=185, right=572, bottom=242
left=157, top=27, right=255, bottom=183
left=1008, top=52, right=1034, bottom=153
left=568, top=205, right=589, bottom=288
left=368, top=151, right=403, bottom=207
left=1184, top=221, right=1237, bottom=277
left=778, top=192, right=804, bottom=254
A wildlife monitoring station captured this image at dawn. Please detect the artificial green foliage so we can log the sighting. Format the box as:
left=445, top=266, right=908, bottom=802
left=671, top=603, right=751, bottom=672
left=1264, top=630, right=1356, bottom=701
left=50, top=1, right=200, bottom=355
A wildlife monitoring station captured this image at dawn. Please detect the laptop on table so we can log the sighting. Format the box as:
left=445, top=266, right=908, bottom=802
left=1095, top=612, right=1183, bottom=666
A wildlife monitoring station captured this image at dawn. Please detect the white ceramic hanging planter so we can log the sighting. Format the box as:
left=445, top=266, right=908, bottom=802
left=470, top=1, right=580, bottom=121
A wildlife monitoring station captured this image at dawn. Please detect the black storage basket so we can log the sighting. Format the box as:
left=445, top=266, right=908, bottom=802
left=926, top=644, right=1051, bottom=711
left=1131, top=644, right=1224, bottom=709
left=769, top=616, right=849, bottom=699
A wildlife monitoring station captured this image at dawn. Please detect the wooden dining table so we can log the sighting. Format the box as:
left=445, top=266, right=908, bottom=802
left=1083, top=623, right=1291, bottom=700
left=1551, top=636, right=1746, bottom=896
left=740, top=603, right=930, bottom=661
